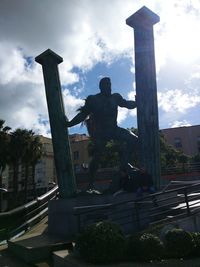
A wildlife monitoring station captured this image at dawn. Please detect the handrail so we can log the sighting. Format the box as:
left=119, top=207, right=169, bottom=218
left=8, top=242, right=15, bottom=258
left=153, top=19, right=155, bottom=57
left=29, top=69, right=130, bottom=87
left=74, top=181, right=200, bottom=217
left=161, top=162, right=200, bottom=175
left=0, top=185, right=58, bottom=242
left=74, top=182, right=200, bottom=233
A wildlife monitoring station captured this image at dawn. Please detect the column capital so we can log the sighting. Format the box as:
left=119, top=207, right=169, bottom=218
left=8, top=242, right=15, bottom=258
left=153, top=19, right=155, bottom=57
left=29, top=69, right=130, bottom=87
left=126, top=6, right=160, bottom=29
left=35, top=49, right=63, bottom=65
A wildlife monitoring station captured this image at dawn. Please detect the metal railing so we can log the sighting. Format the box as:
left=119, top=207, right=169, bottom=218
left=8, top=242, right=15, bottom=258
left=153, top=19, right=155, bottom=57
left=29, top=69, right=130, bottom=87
left=2, top=181, right=200, bottom=242
left=0, top=185, right=58, bottom=242
left=74, top=182, right=200, bottom=234
left=161, top=162, right=200, bottom=175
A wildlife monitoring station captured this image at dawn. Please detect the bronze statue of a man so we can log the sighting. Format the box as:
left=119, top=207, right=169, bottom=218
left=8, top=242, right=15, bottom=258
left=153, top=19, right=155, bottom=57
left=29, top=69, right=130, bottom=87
left=66, top=77, right=138, bottom=189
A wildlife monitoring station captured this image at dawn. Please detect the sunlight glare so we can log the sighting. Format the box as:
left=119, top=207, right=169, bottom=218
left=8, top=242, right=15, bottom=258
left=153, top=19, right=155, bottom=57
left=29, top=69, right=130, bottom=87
left=164, top=15, right=200, bottom=64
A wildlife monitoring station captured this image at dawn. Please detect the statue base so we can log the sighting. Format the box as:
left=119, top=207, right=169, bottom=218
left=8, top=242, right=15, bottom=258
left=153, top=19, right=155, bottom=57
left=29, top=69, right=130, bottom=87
left=48, top=191, right=149, bottom=240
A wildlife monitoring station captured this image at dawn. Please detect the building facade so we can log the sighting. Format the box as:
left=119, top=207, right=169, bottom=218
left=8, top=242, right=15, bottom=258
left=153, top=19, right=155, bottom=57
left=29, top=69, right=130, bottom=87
left=69, top=134, right=90, bottom=172
left=34, top=135, right=56, bottom=190
left=162, top=125, right=200, bottom=156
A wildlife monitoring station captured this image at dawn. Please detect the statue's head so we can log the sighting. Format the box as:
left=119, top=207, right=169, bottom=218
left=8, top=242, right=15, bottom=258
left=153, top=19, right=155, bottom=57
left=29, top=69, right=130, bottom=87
left=99, top=77, right=111, bottom=96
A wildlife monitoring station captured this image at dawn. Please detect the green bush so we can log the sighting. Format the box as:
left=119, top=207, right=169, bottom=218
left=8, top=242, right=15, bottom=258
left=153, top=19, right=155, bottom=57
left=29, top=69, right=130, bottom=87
left=164, top=228, right=194, bottom=258
left=126, top=233, right=141, bottom=261
left=75, top=221, right=126, bottom=264
left=190, top=232, right=200, bottom=256
left=127, top=233, right=164, bottom=262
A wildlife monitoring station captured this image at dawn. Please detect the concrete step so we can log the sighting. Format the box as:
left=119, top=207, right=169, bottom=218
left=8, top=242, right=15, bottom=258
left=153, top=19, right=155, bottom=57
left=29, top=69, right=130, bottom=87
left=53, top=249, right=134, bottom=267
left=53, top=249, right=81, bottom=267
left=8, top=232, right=73, bottom=264
left=53, top=248, right=200, bottom=267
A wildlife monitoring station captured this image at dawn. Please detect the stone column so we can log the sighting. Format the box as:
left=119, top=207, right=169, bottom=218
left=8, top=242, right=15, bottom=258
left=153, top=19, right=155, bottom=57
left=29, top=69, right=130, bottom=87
left=35, top=49, right=77, bottom=198
left=126, top=6, right=161, bottom=188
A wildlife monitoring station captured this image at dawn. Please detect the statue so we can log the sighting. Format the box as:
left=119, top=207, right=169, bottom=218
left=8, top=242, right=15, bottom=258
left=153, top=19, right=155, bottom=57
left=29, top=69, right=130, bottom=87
left=66, top=77, right=138, bottom=190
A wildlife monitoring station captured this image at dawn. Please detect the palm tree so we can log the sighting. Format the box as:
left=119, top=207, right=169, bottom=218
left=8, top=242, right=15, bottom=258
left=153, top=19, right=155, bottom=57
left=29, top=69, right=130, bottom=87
left=22, top=130, right=35, bottom=202
left=9, top=129, right=30, bottom=196
left=8, top=128, right=43, bottom=205
left=0, top=119, right=11, bottom=188
left=22, top=133, right=42, bottom=202
left=29, top=135, right=43, bottom=198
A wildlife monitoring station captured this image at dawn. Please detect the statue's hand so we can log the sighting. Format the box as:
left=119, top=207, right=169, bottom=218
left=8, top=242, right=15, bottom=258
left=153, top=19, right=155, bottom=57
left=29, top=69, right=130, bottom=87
left=66, top=120, right=72, bottom=127
left=65, top=115, right=71, bottom=127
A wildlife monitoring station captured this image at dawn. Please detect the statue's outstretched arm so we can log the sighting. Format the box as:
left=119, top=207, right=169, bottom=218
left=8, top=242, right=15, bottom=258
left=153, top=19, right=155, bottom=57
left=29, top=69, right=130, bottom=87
left=66, top=96, right=92, bottom=127
left=66, top=110, right=89, bottom=127
left=123, top=100, right=136, bottom=109
left=116, top=93, right=137, bottom=109
left=66, top=107, right=89, bottom=127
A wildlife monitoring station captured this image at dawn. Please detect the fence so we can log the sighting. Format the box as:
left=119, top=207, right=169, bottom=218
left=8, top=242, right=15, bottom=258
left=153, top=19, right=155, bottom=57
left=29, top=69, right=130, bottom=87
left=1, top=181, right=200, bottom=242
left=0, top=185, right=58, bottom=242
left=74, top=182, right=200, bottom=234
left=161, top=162, right=200, bottom=175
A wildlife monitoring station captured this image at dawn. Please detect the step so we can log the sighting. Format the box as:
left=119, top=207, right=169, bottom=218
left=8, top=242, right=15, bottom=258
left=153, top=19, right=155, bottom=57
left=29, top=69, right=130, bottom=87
left=8, top=232, right=72, bottom=264
left=53, top=249, right=135, bottom=267
left=53, top=250, right=81, bottom=267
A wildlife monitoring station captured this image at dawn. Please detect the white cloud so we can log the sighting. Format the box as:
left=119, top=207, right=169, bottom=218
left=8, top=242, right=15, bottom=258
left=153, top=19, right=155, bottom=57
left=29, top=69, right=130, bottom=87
left=170, top=120, right=192, bottom=128
left=0, top=0, right=139, bottom=135
left=0, top=0, right=200, bottom=135
left=117, top=107, right=129, bottom=124
left=63, top=89, right=84, bottom=120
left=158, top=89, right=200, bottom=113
left=128, top=90, right=136, bottom=101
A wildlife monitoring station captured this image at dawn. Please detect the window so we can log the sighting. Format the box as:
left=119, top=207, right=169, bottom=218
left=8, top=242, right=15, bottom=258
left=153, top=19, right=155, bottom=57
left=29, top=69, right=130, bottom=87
left=73, top=151, right=79, bottom=160
left=174, top=137, right=182, bottom=148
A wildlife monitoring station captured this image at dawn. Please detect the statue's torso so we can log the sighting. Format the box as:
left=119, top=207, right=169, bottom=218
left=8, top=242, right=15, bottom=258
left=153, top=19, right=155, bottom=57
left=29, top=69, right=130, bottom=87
left=86, top=93, right=119, bottom=137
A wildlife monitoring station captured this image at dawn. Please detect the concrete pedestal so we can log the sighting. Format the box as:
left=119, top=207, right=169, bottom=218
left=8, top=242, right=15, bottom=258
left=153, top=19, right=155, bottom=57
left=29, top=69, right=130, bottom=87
left=48, top=192, right=143, bottom=239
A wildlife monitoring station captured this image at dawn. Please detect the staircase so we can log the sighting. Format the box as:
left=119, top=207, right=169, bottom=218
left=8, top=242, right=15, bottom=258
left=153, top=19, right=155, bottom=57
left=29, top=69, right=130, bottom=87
left=3, top=181, right=200, bottom=266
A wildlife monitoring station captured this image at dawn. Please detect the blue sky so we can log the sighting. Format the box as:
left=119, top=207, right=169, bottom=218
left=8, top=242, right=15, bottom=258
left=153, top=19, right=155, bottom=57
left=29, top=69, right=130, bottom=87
left=0, top=0, right=199, bottom=137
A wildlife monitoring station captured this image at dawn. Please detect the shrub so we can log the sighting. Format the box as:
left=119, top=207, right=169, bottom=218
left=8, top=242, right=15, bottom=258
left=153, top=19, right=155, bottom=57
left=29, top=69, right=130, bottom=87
left=164, top=228, right=194, bottom=258
left=127, top=233, right=164, bottom=262
left=126, top=233, right=141, bottom=261
left=190, top=232, right=200, bottom=256
left=75, top=221, right=126, bottom=263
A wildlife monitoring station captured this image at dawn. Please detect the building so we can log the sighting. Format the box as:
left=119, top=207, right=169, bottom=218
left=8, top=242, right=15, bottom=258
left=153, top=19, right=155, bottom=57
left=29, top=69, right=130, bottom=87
left=69, top=134, right=90, bottom=172
left=162, top=125, right=200, bottom=156
left=34, top=135, right=56, bottom=191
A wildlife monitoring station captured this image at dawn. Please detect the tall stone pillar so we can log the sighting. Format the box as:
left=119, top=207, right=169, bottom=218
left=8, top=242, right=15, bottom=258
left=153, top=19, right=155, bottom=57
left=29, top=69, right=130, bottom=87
left=126, top=6, right=161, bottom=188
left=35, top=49, right=77, bottom=198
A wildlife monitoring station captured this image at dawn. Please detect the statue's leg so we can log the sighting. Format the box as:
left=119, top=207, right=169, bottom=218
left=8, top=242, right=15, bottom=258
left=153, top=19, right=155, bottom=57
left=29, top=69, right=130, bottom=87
left=88, top=140, right=106, bottom=189
left=115, top=127, right=138, bottom=170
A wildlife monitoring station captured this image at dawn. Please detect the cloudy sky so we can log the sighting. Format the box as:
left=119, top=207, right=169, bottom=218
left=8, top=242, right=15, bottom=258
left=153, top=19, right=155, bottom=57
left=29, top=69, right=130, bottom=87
left=0, top=0, right=200, bottom=137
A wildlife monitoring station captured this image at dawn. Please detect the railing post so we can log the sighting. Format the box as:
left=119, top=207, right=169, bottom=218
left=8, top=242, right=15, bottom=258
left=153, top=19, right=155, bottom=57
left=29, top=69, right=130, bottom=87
left=184, top=188, right=191, bottom=216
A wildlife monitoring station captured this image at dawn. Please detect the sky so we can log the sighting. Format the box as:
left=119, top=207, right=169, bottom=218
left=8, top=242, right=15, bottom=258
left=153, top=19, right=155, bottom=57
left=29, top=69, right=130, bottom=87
left=0, top=0, right=200, bottom=137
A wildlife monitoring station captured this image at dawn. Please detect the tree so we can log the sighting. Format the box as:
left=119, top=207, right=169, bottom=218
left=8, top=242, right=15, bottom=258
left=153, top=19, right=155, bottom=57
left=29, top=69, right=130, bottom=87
left=87, top=128, right=190, bottom=173
left=22, top=130, right=35, bottom=202
left=159, top=132, right=190, bottom=173
left=190, top=153, right=200, bottom=171
left=191, top=153, right=200, bottom=163
left=0, top=120, right=11, bottom=187
left=9, top=128, right=43, bottom=204
left=87, top=127, right=139, bottom=169
left=9, top=129, right=31, bottom=195
left=25, top=134, right=42, bottom=200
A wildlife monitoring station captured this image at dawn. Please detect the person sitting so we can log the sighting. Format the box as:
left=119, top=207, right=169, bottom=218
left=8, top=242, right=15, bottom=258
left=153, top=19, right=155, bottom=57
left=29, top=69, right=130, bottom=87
left=136, top=167, right=155, bottom=197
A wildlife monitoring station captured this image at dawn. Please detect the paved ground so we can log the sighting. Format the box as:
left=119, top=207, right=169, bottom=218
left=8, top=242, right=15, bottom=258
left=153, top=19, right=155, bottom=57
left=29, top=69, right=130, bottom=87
left=0, top=217, right=50, bottom=267
left=0, top=246, right=32, bottom=267
left=1, top=206, right=200, bottom=267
